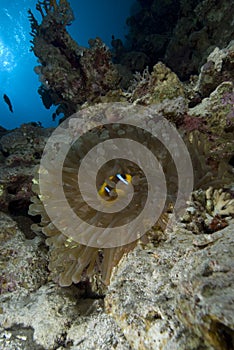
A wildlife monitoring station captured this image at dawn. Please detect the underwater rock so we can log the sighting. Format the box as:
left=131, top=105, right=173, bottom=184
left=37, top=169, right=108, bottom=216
left=189, top=81, right=234, bottom=162
left=194, top=41, right=234, bottom=98
left=0, top=171, right=34, bottom=214
left=0, top=278, right=129, bottom=349
left=0, top=212, right=48, bottom=295
left=0, top=123, right=51, bottom=166
left=105, top=222, right=234, bottom=350
left=1, top=207, right=233, bottom=349
left=0, top=126, right=7, bottom=138
left=0, top=130, right=27, bottom=154
left=0, top=123, right=51, bottom=214
left=66, top=311, right=131, bottom=350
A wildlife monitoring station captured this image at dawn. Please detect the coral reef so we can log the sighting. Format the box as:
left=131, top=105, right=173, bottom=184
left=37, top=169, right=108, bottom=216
left=25, top=0, right=234, bottom=291
left=0, top=173, right=33, bottom=215
left=114, top=0, right=180, bottom=72
left=115, top=0, right=234, bottom=80
left=189, top=81, right=234, bottom=161
left=165, top=0, right=234, bottom=79
left=0, top=123, right=50, bottom=167
left=28, top=0, right=120, bottom=120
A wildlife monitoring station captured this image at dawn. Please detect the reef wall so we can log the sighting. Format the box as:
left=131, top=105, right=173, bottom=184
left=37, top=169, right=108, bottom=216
left=116, top=0, right=234, bottom=80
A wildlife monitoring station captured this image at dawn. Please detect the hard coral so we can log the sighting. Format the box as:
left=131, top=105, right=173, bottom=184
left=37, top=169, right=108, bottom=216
left=29, top=1, right=120, bottom=120
left=181, top=187, right=234, bottom=234
left=129, top=62, right=185, bottom=105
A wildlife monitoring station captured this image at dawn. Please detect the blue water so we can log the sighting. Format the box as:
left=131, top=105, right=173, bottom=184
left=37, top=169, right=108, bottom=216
left=0, top=0, right=136, bottom=130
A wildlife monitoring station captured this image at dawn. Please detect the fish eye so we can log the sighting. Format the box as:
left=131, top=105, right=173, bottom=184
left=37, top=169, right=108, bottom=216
left=104, top=185, right=112, bottom=194
left=116, top=173, right=129, bottom=185
left=104, top=186, right=118, bottom=201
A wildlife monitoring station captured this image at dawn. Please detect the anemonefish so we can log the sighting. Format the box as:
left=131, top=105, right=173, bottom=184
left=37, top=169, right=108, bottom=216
left=98, top=173, right=132, bottom=201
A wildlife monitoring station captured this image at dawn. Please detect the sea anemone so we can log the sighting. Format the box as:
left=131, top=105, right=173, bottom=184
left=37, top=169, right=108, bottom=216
left=29, top=103, right=189, bottom=287
left=29, top=103, right=232, bottom=288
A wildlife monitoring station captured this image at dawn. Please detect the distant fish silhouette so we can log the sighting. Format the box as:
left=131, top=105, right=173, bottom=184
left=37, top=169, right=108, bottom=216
left=3, top=94, right=13, bottom=113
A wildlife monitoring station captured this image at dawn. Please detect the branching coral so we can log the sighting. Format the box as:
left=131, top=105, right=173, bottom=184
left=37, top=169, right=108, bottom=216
left=28, top=1, right=120, bottom=120
left=36, top=0, right=74, bottom=25
left=181, top=187, right=234, bottom=234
